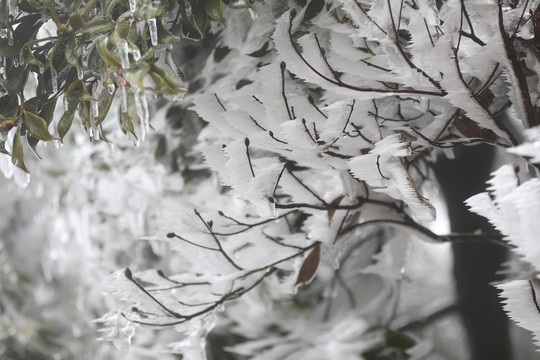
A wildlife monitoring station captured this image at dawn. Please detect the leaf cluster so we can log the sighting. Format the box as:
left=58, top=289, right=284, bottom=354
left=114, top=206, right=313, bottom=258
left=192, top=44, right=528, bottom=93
left=0, top=0, right=231, bottom=173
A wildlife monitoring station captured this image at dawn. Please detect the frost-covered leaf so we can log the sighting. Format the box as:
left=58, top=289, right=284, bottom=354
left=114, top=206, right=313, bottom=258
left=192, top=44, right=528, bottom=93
left=497, top=279, right=540, bottom=349
left=349, top=135, right=435, bottom=221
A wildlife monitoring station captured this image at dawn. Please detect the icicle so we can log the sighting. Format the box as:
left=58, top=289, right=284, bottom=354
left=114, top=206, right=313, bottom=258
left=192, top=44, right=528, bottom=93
left=89, top=103, right=96, bottom=141
left=147, top=18, right=158, bottom=46
left=107, top=142, right=115, bottom=156
left=77, top=68, right=84, bottom=80
left=120, top=86, right=128, bottom=112
left=7, top=29, right=12, bottom=46
left=117, top=39, right=130, bottom=69
left=107, top=83, right=115, bottom=94
left=92, top=98, right=99, bottom=118
left=129, top=0, right=138, bottom=13
left=50, top=67, right=58, bottom=93
left=132, top=48, right=141, bottom=61
left=39, top=66, right=45, bottom=74
left=20, top=172, right=31, bottom=187
left=13, top=57, right=19, bottom=68
left=133, top=88, right=147, bottom=140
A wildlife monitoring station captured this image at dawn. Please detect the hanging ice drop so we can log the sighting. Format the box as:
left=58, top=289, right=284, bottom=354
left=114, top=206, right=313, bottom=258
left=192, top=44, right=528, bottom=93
left=148, top=18, right=158, bottom=46
left=117, top=40, right=130, bottom=69
left=107, top=83, right=115, bottom=94
left=120, top=86, right=128, bottom=112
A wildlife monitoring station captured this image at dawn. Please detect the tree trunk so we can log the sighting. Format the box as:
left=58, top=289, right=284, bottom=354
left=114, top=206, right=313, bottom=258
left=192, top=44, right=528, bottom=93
left=434, top=145, right=511, bottom=360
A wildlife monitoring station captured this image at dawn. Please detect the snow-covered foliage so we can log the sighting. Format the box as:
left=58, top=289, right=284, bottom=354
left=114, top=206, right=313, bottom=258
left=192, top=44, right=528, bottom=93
left=3, top=0, right=540, bottom=359
left=467, top=126, right=540, bottom=349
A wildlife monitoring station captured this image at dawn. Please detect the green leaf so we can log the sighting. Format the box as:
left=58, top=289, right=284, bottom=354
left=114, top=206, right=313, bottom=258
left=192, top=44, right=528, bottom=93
left=191, top=0, right=209, bottom=35
left=302, top=0, right=325, bottom=24
left=95, top=35, right=121, bottom=67
left=45, top=39, right=63, bottom=69
left=139, top=45, right=157, bottom=62
left=39, top=97, right=58, bottom=125
left=49, top=0, right=61, bottom=26
left=65, top=35, right=81, bottom=69
left=79, top=18, right=115, bottom=34
left=58, top=97, right=79, bottom=140
left=149, top=64, right=186, bottom=94
left=23, top=111, right=57, bottom=141
left=12, top=126, right=29, bottom=173
left=68, top=12, right=85, bottom=32
left=0, top=140, right=9, bottom=156
left=0, top=0, right=9, bottom=29
left=17, top=0, right=39, bottom=13
left=157, top=20, right=181, bottom=45
left=140, top=6, right=162, bottom=20
left=78, top=82, right=98, bottom=102
left=104, top=0, right=120, bottom=17
left=126, top=62, right=150, bottom=88
left=94, top=89, right=115, bottom=126
left=24, top=48, right=45, bottom=67
left=206, top=0, right=225, bottom=25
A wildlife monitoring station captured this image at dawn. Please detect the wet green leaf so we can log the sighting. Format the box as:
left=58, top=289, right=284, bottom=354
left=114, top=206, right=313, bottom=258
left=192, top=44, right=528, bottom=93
left=24, top=48, right=45, bottom=67
left=23, top=111, right=57, bottom=141
left=12, top=126, right=29, bottom=173
left=104, top=0, right=120, bottom=17
left=78, top=82, right=98, bottom=102
left=94, top=89, right=115, bottom=126
left=0, top=0, right=9, bottom=29
left=126, top=62, right=150, bottom=88
left=58, top=97, right=79, bottom=140
left=149, top=64, right=186, bottom=94
left=95, top=35, right=121, bottom=67
left=79, top=18, right=115, bottom=34
left=157, top=20, right=181, bottom=45
left=39, top=97, right=58, bottom=125
left=65, top=35, right=80, bottom=69
left=68, top=12, right=85, bottom=32
left=207, top=0, right=225, bottom=25
left=139, top=46, right=157, bottom=62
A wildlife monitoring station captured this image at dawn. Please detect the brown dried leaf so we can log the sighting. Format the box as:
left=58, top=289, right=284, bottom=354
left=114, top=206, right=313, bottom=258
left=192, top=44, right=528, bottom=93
left=295, top=243, right=321, bottom=286
left=328, top=195, right=345, bottom=222
left=455, top=115, right=483, bottom=138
